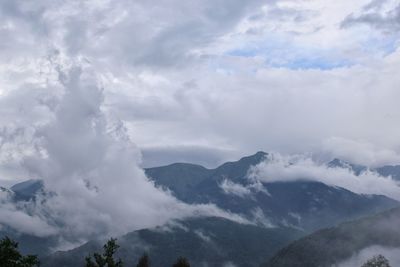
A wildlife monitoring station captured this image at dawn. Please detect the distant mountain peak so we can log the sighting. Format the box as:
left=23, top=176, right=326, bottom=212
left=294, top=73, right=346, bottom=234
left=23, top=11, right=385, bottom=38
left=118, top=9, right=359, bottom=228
left=240, top=151, right=268, bottom=162
left=156, top=162, right=208, bottom=170
left=11, top=179, right=42, bottom=191
left=10, top=179, right=43, bottom=201
left=219, top=151, right=268, bottom=168
left=327, top=158, right=347, bottom=167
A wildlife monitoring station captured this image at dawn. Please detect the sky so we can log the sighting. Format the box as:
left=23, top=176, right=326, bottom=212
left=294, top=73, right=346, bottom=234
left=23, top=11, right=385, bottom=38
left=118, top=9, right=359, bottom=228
left=1, top=0, right=400, bottom=174
left=0, top=0, right=400, bottom=245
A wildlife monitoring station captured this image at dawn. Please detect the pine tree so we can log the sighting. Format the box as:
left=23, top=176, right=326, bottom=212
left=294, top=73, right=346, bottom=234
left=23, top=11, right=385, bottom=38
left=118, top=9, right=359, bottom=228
left=172, top=257, right=190, bottom=267
left=0, top=236, right=40, bottom=267
left=361, top=254, right=391, bottom=267
left=85, top=238, right=123, bottom=267
left=136, top=253, right=150, bottom=267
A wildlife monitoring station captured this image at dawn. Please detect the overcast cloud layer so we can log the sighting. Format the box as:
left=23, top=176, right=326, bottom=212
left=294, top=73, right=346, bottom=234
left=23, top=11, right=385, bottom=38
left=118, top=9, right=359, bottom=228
left=1, top=0, right=400, bottom=243
left=1, top=0, right=400, bottom=172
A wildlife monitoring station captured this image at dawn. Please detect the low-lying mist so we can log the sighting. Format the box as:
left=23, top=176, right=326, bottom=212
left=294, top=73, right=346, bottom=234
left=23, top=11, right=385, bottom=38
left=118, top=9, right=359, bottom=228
left=249, top=153, right=400, bottom=200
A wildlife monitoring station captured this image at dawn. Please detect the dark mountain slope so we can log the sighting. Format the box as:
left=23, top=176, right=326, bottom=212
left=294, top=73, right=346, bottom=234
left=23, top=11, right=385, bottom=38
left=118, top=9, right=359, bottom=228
left=376, top=165, right=400, bottom=181
left=6, top=179, right=43, bottom=201
left=144, top=151, right=267, bottom=201
left=263, top=207, right=400, bottom=267
left=42, top=217, right=305, bottom=267
left=145, top=152, right=398, bottom=231
left=259, top=181, right=398, bottom=231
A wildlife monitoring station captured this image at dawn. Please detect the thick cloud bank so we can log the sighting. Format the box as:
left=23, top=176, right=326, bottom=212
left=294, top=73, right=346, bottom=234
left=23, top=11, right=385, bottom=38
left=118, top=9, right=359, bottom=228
left=0, top=66, right=246, bottom=243
left=249, top=153, right=400, bottom=200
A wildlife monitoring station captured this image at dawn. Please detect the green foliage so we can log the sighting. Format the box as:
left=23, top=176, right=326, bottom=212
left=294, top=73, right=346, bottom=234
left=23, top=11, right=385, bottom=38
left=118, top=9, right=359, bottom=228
left=0, top=236, right=40, bottom=267
left=361, top=255, right=391, bottom=267
left=136, top=253, right=150, bottom=267
left=85, top=238, right=123, bottom=267
left=172, top=257, right=190, bottom=267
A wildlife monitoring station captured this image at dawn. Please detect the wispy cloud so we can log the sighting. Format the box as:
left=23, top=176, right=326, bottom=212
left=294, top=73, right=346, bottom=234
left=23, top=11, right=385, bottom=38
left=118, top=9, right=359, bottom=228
left=249, top=153, right=400, bottom=200
left=342, top=0, right=400, bottom=32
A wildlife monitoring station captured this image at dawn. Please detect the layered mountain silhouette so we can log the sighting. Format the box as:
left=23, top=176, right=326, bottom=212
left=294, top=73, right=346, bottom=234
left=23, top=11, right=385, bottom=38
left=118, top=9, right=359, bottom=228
left=2, top=152, right=400, bottom=266
left=145, top=152, right=398, bottom=231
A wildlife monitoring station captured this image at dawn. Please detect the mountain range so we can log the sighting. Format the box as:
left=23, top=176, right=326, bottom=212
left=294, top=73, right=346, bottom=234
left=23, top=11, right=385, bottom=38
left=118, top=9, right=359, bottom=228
left=1, top=151, right=400, bottom=266
left=145, top=152, right=398, bottom=231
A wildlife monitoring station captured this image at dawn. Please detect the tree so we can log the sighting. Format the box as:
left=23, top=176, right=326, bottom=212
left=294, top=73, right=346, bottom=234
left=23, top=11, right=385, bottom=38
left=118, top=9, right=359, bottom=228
left=136, top=253, right=150, bottom=267
left=85, top=238, right=123, bottom=267
left=361, top=254, right=391, bottom=267
left=0, top=236, right=40, bottom=267
left=172, top=257, right=190, bottom=267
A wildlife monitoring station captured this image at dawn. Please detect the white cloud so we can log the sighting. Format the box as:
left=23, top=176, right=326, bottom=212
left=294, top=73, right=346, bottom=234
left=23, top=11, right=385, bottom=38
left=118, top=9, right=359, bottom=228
left=219, top=179, right=252, bottom=198
left=0, top=207, right=57, bottom=237
left=0, top=190, right=57, bottom=237
left=323, top=137, right=400, bottom=167
left=250, top=207, right=274, bottom=228
left=249, top=153, right=400, bottom=200
left=1, top=0, right=400, bottom=169
left=219, top=178, right=269, bottom=198
left=194, top=229, right=213, bottom=243
left=0, top=65, right=248, bottom=241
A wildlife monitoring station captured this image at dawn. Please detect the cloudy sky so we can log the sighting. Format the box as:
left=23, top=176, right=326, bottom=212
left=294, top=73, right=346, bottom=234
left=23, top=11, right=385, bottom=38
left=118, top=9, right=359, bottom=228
left=1, top=0, right=400, bottom=246
left=1, top=0, right=400, bottom=181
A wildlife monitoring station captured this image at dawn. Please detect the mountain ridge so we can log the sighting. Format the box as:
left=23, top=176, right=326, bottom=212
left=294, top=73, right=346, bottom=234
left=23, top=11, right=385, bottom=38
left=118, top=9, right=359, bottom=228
left=2, top=151, right=399, bottom=266
left=145, top=152, right=398, bottom=231
left=263, top=206, right=400, bottom=267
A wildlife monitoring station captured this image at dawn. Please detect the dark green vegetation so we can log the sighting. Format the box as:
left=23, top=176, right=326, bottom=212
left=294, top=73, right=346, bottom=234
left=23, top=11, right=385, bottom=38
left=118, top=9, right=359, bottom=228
left=361, top=255, right=391, bottom=267
left=0, top=236, right=189, bottom=267
left=0, top=227, right=58, bottom=257
left=0, top=236, right=40, bottom=267
left=42, top=216, right=304, bottom=267
left=172, top=257, right=190, bottom=267
left=263, top=207, right=400, bottom=267
left=85, top=238, right=123, bottom=267
left=136, top=253, right=150, bottom=267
